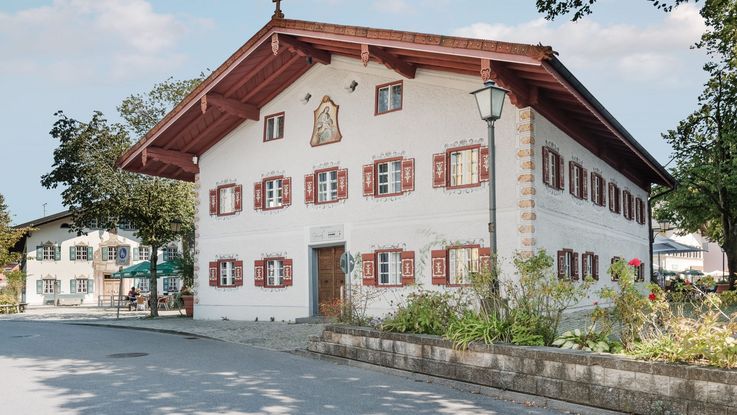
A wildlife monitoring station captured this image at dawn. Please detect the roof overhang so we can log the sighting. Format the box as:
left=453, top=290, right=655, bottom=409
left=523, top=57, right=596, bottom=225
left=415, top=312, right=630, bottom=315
left=117, top=18, right=675, bottom=190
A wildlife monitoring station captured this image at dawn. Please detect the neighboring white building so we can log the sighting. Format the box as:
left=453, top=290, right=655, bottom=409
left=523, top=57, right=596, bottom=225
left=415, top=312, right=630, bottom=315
left=655, top=229, right=727, bottom=275
left=15, top=211, right=182, bottom=305
left=119, top=16, right=674, bottom=321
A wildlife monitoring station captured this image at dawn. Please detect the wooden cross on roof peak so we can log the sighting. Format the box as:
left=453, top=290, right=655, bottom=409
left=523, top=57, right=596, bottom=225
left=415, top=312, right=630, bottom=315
left=272, top=0, right=284, bottom=19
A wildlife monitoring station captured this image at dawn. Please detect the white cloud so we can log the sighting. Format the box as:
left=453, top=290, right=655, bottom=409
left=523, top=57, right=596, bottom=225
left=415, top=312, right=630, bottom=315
left=372, top=0, right=413, bottom=14
left=453, top=4, right=706, bottom=86
left=0, top=0, right=209, bottom=83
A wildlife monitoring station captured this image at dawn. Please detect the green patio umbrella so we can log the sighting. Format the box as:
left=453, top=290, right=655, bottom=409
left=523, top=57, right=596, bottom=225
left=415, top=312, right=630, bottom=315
left=112, top=261, right=181, bottom=278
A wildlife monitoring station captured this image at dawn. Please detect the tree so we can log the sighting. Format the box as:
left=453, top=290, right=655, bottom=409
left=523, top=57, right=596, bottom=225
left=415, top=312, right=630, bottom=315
left=0, top=193, right=33, bottom=267
left=42, top=77, right=203, bottom=316
left=534, top=0, right=693, bottom=21
left=654, top=1, right=737, bottom=288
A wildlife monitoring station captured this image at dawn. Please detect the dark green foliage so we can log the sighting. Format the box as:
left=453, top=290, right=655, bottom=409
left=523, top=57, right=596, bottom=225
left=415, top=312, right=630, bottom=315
left=534, top=0, right=693, bottom=21
left=381, top=291, right=464, bottom=335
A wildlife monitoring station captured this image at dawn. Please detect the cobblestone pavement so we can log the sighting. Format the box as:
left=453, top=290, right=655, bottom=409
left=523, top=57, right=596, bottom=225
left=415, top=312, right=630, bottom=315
left=0, top=306, right=326, bottom=351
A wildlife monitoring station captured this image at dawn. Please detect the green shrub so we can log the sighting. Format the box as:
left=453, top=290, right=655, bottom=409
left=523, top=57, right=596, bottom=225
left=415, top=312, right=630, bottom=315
left=553, top=327, right=617, bottom=353
left=0, top=291, right=17, bottom=305
left=382, top=291, right=463, bottom=335
left=445, top=312, right=509, bottom=349
left=719, top=290, right=737, bottom=307
left=599, top=258, right=651, bottom=350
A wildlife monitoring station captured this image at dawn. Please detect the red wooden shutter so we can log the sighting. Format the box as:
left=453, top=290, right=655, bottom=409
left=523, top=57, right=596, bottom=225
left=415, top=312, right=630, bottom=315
left=582, top=254, right=589, bottom=278
left=479, top=147, right=490, bottom=182
left=209, top=261, right=218, bottom=286
left=283, top=258, right=293, bottom=286
left=400, top=251, right=415, bottom=286
left=283, top=177, right=292, bottom=206
left=542, top=147, right=550, bottom=185
left=253, top=182, right=263, bottom=210
left=557, top=250, right=565, bottom=278
left=337, top=168, right=348, bottom=200
left=479, top=247, right=492, bottom=273
left=209, top=189, right=217, bottom=215
left=234, top=185, right=243, bottom=212
left=401, top=158, right=415, bottom=192
left=557, top=155, right=565, bottom=190
left=254, top=260, right=265, bottom=287
left=572, top=252, right=580, bottom=280
left=582, top=169, right=588, bottom=200
left=361, top=253, right=376, bottom=286
left=234, top=260, right=244, bottom=286
left=362, top=164, right=375, bottom=196
left=593, top=255, right=599, bottom=280
left=304, top=174, right=315, bottom=204
left=432, top=153, right=446, bottom=188
left=431, top=249, right=448, bottom=285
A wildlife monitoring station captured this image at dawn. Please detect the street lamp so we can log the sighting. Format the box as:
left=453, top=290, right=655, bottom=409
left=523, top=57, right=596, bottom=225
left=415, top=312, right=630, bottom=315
left=471, top=80, right=508, bottom=262
left=170, top=219, right=183, bottom=233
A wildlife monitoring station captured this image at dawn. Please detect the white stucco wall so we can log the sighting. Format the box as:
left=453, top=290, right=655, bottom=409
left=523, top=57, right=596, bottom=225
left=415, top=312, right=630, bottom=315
left=195, top=56, right=656, bottom=321
left=23, top=217, right=174, bottom=305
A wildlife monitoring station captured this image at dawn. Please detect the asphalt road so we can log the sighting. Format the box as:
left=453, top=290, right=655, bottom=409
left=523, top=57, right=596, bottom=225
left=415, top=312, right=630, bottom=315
left=0, top=321, right=573, bottom=415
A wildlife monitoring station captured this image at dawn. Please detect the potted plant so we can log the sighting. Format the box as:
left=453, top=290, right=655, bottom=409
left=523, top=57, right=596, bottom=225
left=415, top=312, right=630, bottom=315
left=179, top=285, right=194, bottom=317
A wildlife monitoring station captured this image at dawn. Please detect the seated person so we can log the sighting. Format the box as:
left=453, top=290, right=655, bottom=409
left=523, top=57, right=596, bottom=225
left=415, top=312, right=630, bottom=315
left=127, top=287, right=137, bottom=311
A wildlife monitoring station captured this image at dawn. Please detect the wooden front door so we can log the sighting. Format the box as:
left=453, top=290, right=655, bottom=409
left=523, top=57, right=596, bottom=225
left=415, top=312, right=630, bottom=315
left=317, top=246, right=345, bottom=312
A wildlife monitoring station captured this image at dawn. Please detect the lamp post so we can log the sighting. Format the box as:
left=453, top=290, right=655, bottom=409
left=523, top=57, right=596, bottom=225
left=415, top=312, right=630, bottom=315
left=471, top=80, right=508, bottom=268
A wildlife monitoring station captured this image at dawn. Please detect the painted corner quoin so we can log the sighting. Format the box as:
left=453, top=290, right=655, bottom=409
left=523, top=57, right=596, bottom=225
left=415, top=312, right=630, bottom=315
left=517, top=107, right=536, bottom=256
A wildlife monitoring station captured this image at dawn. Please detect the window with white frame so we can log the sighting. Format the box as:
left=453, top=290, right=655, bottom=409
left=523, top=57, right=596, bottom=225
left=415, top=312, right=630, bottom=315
left=542, top=147, right=563, bottom=189
left=558, top=250, right=574, bottom=279
left=317, top=170, right=338, bottom=203
left=75, top=279, right=88, bottom=293
left=219, top=186, right=236, bottom=215
left=137, top=246, right=151, bottom=261
left=449, top=148, right=479, bottom=187
left=43, top=279, right=55, bottom=294
left=163, top=277, right=180, bottom=292
left=591, top=173, right=605, bottom=206
left=43, top=245, right=55, bottom=261
left=377, top=251, right=402, bottom=285
left=377, top=160, right=402, bottom=195
left=264, top=113, right=284, bottom=141
left=74, top=246, right=88, bottom=261
left=166, top=246, right=179, bottom=260
left=448, top=247, right=479, bottom=285
left=137, top=278, right=150, bottom=292
left=570, top=162, right=585, bottom=199
left=220, top=261, right=235, bottom=286
left=106, top=246, right=118, bottom=261
left=265, top=178, right=284, bottom=208
left=266, top=259, right=284, bottom=287
left=376, top=81, right=402, bottom=114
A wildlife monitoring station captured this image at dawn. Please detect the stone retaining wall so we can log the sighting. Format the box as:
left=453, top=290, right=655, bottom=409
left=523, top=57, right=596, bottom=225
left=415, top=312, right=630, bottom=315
left=307, top=325, right=737, bottom=415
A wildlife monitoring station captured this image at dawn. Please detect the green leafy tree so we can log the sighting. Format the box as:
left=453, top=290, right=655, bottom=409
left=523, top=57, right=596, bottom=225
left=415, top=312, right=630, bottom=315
left=41, top=77, right=203, bottom=316
left=655, top=1, right=737, bottom=288
left=534, top=0, right=693, bottom=21
left=0, top=193, right=33, bottom=267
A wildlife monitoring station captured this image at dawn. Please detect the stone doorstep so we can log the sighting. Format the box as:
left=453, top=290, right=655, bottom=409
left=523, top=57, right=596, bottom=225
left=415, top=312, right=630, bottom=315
left=311, top=329, right=737, bottom=415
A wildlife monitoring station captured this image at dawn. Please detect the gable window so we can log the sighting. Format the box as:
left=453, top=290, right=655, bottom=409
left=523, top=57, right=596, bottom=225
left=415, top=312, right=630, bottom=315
left=377, top=160, right=402, bottom=196
left=569, top=162, right=587, bottom=199
left=582, top=252, right=599, bottom=280
left=591, top=173, right=606, bottom=206
left=377, top=251, right=402, bottom=286
left=264, top=112, right=285, bottom=141
left=623, top=191, right=634, bottom=220
left=266, top=259, right=285, bottom=287
left=375, top=81, right=402, bottom=115
left=448, top=246, right=480, bottom=285
left=557, top=249, right=579, bottom=280
left=265, top=178, right=284, bottom=209
left=608, top=183, right=621, bottom=214
left=542, top=147, right=564, bottom=190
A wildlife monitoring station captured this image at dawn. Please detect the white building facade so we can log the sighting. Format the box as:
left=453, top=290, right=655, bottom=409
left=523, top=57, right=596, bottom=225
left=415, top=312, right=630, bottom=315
left=119, top=17, right=674, bottom=321
left=17, top=212, right=181, bottom=305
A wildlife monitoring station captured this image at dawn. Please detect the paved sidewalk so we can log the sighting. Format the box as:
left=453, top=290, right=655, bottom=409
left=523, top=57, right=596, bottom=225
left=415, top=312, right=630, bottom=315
left=0, top=306, right=326, bottom=351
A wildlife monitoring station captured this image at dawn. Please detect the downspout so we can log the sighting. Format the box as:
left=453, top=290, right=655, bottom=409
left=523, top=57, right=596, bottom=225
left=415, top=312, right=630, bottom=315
left=648, top=186, right=677, bottom=283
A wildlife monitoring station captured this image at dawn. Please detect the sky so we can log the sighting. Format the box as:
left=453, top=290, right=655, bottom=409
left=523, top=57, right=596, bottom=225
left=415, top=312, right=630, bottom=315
left=0, top=0, right=709, bottom=224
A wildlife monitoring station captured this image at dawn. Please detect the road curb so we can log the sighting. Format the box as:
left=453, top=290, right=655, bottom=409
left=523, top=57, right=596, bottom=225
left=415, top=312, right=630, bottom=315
left=65, top=322, right=224, bottom=342
left=292, top=349, right=624, bottom=415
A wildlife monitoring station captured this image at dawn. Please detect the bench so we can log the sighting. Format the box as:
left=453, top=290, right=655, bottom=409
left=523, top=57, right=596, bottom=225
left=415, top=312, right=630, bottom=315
left=0, top=304, right=19, bottom=314
left=56, top=294, right=85, bottom=306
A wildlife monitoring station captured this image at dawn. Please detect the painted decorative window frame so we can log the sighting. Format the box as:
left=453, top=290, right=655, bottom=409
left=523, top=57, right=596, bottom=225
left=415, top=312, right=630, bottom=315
left=264, top=257, right=287, bottom=288
left=375, top=248, right=403, bottom=287
left=262, top=175, right=285, bottom=211
left=446, top=144, right=482, bottom=189
left=446, top=244, right=481, bottom=287
left=263, top=111, right=285, bottom=142
left=217, top=183, right=239, bottom=216
left=375, top=80, right=403, bottom=116
left=374, top=157, right=403, bottom=197
left=314, top=167, right=339, bottom=205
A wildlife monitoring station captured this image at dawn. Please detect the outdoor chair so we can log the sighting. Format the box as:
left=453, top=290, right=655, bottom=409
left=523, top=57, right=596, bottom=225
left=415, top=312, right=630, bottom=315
left=136, top=296, right=146, bottom=311
left=157, top=296, right=170, bottom=310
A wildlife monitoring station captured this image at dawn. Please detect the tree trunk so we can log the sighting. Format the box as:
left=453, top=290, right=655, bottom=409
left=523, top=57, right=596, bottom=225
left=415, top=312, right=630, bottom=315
left=727, top=247, right=737, bottom=290
left=149, top=246, right=159, bottom=317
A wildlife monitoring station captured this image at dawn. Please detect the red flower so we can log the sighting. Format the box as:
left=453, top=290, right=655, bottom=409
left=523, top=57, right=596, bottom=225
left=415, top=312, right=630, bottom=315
left=685, top=280, right=692, bottom=285
left=628, top=258, right=642, bottom=267
left=648, top=293, right=656, bottom=301
left=593, top=301, right=599, bottom=306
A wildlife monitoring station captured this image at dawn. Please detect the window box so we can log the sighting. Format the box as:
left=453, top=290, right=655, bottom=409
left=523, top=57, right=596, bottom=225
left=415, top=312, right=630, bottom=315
left=591, top=172, right=606, bottom=206
left=208, top=259, right=243, bottom=287
left=254, top=257, right=293, bottom=288
left=375, top=81, right=403, bottom=115
left=362, top=157, right=415, bottom=197
left=569, top=161, right=588, bottom=199
left=557, top=249, right=579, bottom=280
left=263, top=112, right=285, bottom=141
left=432, top=145, right=489, bottom=189
left=209, top=183, right=243, bottom=216
left=305, top=167, right=348, bottom=204
left=254, top=176, right=292, bottom=210
left=430, top=246, right=491, bottom=286
left=542, top=147, right=564, bottom=190
left=362, top=249, right=415, bottom=286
